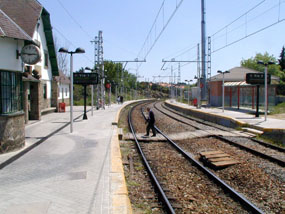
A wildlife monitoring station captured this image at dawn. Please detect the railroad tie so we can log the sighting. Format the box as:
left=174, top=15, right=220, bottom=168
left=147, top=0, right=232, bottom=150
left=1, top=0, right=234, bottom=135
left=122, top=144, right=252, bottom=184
left=199, top=150, right=239, bottom=168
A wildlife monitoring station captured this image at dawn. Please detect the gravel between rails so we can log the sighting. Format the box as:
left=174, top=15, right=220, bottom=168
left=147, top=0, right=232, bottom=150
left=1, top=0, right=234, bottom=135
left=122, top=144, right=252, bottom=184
left=175, top=138, right=285, bottom=214
left=130, top=103, right=250, bottom=213
left=119, top=102, right=165, bottom=213
left=152, top=102, right=285, bottom=214
left=143, top=141, right=248, bottom=213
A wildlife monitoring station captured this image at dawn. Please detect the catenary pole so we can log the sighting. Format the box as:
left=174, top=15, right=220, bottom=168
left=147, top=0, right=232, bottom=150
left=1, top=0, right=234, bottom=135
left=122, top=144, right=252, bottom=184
left=201, top=0, right=206, bottom=100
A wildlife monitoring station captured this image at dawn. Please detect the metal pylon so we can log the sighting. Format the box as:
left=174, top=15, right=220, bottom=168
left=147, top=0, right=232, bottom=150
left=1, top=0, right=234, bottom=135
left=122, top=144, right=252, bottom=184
left=95, top=31, right=105, bottom=109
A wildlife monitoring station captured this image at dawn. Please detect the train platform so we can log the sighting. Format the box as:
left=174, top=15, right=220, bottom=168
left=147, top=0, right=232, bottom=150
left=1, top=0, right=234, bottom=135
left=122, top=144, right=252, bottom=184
left=0, top=99, right=283, bottom=214
left=0, top=103, right=132, bottom=214
left=166, top=100, right=285, bottom=143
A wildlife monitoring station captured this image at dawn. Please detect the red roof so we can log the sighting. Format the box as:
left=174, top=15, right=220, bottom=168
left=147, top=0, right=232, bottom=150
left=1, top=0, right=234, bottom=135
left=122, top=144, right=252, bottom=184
left=0, top=8, right=31, bottom=40
left=0, top=0, right=42, bottom=39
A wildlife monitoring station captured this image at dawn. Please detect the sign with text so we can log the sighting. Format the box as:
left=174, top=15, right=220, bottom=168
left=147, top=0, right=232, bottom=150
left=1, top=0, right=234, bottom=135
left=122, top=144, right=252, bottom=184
left=73, top=73, right=98, bottom=85
left=246, top=73, right=271, bottom=85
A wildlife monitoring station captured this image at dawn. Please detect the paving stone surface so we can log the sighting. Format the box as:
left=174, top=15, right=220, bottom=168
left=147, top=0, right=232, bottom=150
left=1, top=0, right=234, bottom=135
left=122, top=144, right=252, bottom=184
left=0, top=105, right=121, bottom=214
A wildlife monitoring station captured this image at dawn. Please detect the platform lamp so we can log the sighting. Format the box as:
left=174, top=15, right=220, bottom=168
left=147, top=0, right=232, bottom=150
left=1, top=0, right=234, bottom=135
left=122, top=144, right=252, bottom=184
left=257, top=60, right=274, bottom=121
left=185, top=80, right=192, bottom=105
left=59, top=47, right=85, bottom=133
left=217, top=70, right=230, bottom=112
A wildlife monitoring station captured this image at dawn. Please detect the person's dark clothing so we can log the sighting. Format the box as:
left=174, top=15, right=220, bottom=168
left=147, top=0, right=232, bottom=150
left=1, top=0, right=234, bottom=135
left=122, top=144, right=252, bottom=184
left=146, top=110, right=156, bottom=136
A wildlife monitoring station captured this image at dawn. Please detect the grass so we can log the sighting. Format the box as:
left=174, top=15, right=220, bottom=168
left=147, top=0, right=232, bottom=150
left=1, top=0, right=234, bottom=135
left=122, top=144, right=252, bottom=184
left=134, top=205, right=152, bottom=214
left=255, top=135, right=284, bottom=147
left=134, top=164, right=144, bottom=171
left=120, top=143, right=131, bottom=157
left=270, top=102, right=285, bottom=114
left=127, top=180, right=141, bottom=187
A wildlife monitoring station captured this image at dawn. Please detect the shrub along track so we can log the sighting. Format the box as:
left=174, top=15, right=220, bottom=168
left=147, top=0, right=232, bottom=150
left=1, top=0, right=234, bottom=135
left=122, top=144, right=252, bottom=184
left=125, top=101, right=268, bottom=213
left=151, top=101, right=285, bottom=214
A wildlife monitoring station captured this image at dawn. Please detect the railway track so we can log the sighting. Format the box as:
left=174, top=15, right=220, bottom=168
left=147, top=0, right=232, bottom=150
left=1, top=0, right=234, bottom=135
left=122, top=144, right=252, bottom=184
left=154, top=101, right=285, bottom=167
left=128, top=101, right=265, bottom=213
left=161, top=102, right=285, bottom=152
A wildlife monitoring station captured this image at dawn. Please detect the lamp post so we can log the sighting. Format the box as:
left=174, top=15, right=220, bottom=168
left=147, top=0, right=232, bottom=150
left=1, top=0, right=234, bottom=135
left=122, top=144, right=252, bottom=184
left=85, top=67, right=96, bottom=116
left=185, top=80, right=192, bottom=105
left=59, top=47, right=85, bottom=133
left=217, top=70, right=230, bottom=112
left=257, top=60, right=274, bottom=121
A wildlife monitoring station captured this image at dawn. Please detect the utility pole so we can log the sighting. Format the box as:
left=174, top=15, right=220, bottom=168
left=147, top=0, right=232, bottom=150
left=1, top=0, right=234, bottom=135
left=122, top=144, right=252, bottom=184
left=94, top=31, right=104, bottom=109
left=178, top=62, right=182, bottom=102
left=99, top=31, right=104, bottom=109
left=201, top=0, right=207, bottom=100
left=171, top=66, right=174, bottom=99
left=90, top=37, right=97, bottom=115
left=162, top=44, right=203, bottom=103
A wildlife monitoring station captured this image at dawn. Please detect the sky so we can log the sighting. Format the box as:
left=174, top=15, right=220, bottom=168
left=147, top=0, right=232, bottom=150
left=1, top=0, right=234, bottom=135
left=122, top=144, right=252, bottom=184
left=40, top=0, right=285, bottom=84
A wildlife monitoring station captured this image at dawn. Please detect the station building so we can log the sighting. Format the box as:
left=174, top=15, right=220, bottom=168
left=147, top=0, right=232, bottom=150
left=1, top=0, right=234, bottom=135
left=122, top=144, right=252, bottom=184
left=55, top=70, right=70, bottom=106
left=0, top=0, right=60, bottom=153
left=209, top=67, right=280, bottom=109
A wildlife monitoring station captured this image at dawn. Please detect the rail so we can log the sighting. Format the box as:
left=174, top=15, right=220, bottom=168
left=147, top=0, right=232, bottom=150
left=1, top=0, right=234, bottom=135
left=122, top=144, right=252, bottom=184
left=156, top=102, right=285, bottom=167
left=128, top=101, right=176, bottom=214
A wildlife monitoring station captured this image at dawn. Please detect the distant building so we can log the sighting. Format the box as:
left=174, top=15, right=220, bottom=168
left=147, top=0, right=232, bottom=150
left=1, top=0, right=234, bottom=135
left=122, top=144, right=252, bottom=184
left=55, top=70, right=70, bottom=105
left=0, top=0, right=59, bottom=153
left=209, top=67, right=280, bottom=108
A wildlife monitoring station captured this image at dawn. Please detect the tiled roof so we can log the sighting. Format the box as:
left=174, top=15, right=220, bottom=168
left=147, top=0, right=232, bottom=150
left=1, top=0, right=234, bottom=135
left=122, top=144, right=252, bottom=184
left=0, top=8, right=32, bottom=40
left=0, top=0, right=42, bottom=38
left=210, top=67, right=280, bottom=82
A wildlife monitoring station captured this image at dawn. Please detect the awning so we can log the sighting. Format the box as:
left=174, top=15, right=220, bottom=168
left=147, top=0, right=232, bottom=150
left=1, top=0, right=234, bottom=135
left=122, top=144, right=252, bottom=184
left=224, top=81, right=250, bottom=87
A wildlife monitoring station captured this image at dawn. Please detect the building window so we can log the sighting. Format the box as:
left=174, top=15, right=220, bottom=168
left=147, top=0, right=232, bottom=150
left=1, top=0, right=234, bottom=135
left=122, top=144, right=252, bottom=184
left=43, top=84, right=47, bottom=99
left=0, top=70, right=23, bottom=114
left=44, top=50, right=48, bottom=68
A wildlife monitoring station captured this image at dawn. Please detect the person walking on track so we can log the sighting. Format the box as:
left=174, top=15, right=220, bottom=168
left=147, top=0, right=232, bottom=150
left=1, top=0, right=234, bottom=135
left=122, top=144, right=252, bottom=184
left=144, top=107, right=156, bottom=137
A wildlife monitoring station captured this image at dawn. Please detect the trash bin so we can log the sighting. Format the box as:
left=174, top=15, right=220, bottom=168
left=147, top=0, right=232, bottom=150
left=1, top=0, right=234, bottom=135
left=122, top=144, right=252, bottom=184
left=59, top=102, right=66, bottom=112
left=193, top=98, right=197, bottom=106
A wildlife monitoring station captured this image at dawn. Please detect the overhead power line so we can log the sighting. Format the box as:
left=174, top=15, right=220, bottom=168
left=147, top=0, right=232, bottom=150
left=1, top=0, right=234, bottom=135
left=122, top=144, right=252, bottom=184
left=211, top=0, right=266, bottom=38
left=56, top=0, right=93, bottom=39
left=53, top=26, right=93, bottom=64
left=211, top=0, right=285, bottom=54
left=56, top=0, right=139, bottom=59
left=163, top=44, right=197, bottom=61
left=136, top=0, right=185, bottom=71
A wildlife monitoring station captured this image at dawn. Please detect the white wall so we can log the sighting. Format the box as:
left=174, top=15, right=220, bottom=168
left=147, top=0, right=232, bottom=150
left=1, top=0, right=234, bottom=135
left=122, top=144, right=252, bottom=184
left=58, top=83, right=70, bottom=100
left=0, top=38, right=24, bottom=71
left=0, top=18, right=54, bottom=101
left=32, top=17, right=52, bottom=82
left=43, top=80, right=52, bottom=99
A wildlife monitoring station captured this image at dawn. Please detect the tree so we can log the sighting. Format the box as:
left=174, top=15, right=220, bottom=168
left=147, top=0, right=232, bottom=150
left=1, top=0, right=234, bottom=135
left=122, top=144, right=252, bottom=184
left=101, top=61, right=138, bottom=94
left=77, top=67, right=84, bottom=73
left=241, top=52, right=281, bottom=77
left=278, top=46, right=285, bottom=71
left=54, top=36, right=69, bottom=76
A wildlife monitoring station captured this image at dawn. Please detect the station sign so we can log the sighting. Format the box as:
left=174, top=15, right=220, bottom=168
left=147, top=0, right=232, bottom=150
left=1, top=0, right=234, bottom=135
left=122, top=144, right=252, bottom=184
left=73, top=73, right=98, bottom=85
left=246, top=73, right=271, bottom=85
